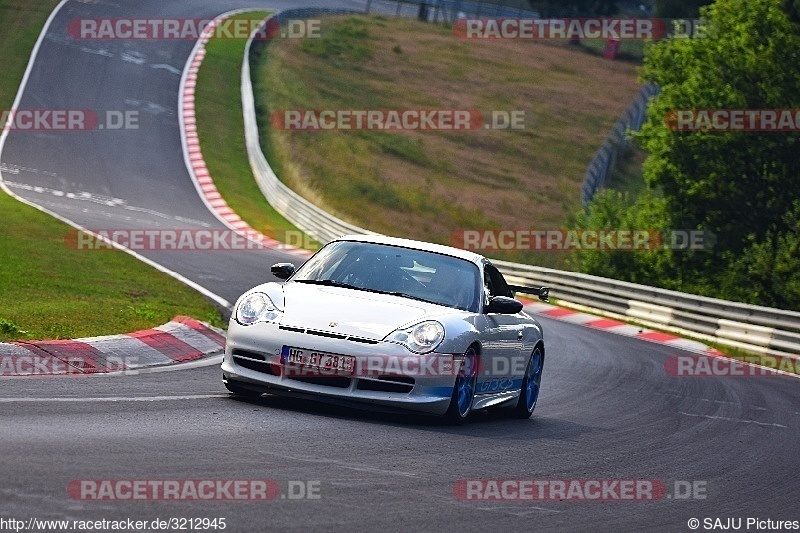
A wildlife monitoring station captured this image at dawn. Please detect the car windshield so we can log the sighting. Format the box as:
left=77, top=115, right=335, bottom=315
left=291, top=241, right=481, bottom=312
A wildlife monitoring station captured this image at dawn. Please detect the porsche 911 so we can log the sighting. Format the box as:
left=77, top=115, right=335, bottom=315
left=221, top=234, right=549, bottom=424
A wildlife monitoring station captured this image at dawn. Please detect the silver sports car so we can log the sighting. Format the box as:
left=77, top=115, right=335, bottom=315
left=222, top=234, right=549, bottom=424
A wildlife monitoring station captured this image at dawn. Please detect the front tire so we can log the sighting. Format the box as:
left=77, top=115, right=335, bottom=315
left=511, top=346, right=544, bottom=419
left=444, top=347, right=478, bottom=425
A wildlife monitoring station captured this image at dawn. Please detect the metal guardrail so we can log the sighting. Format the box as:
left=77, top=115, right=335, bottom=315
left=365, top=0, right=542, bottom=23
left=239, top=10, right=800, bottom=359
left=494, top=259, right=800, bottom=358
left=365, top=0, right=610, bottom=22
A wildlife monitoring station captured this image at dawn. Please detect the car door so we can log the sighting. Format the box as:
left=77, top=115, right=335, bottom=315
left=489, top=264, right=539, bottom=385
left=474, top=263, right=524, bottom=394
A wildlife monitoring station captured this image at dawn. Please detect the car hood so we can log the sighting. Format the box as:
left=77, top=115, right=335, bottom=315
left=278, top=282, right=435, bottom=340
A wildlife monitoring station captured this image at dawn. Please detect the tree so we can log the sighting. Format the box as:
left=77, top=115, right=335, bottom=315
left=573, top=0, right=800, bottom=310
left=782, top=0, right=800, bottom=23
left=567, top=190, right=680, bottom=289
left=723, top=201, right=800, bottom=308
left=634, top=0, right=800, bottom=307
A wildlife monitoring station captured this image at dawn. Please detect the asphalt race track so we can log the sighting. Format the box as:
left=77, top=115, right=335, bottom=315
left=1, top=1, right=798, bottom=531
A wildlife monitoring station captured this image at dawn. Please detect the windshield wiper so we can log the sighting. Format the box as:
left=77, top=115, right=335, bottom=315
left=293, top=279, right=364, bottom=291
left=381, top=291, right=441, bottom=306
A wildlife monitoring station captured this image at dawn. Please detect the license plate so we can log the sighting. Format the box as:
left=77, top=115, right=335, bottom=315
left=281, top=346, right=355, bottom=374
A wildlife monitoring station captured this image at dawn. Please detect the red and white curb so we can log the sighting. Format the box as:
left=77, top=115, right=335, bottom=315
left=0, top=316, right=225, bottom=377
left=179, top=13, right=312, bottom=259
left=522, top=300, right=726, bottom=357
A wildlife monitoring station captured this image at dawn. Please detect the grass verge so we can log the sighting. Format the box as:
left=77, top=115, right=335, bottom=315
left=193, top=11, right=318, bottom=249
left=0, top=194, right=224, bottom=341
left=0, top=0, right=223, bottom=341
left=0, top=0, right=62, bottom=107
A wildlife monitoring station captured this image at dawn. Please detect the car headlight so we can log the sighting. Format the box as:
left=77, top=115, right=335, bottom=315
left=235, top=293, right=282, bottom=326
left=385, top=321, right=445, bottom=354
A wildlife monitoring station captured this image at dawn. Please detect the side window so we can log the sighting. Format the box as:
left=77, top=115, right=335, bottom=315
left=484, top=264, right=513, bottom=298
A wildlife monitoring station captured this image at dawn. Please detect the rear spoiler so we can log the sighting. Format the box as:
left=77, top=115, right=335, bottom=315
left=508, top=285, right=550, bottom=303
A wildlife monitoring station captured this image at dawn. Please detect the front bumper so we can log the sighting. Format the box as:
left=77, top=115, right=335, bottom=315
left=221, top=320, right=459, bottom=416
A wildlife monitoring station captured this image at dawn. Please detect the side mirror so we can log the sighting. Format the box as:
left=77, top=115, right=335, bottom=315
left=484, top=296, right=523, bottom=315
left=271, top=263, right=296, bottom=280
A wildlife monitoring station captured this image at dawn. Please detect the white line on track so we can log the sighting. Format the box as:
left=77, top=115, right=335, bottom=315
left=275, top=452, right=421, bottom=478
left=678, top=411, right=788, bottom=428
left=152, top=63, right=182, bottom=75
left=101, top=354, right=224, bottom=376
left=473, top=505, right=561, bottom=516
left=0, top=394, right=228, bottom=403
left=4, top=179, right=215, bottom=227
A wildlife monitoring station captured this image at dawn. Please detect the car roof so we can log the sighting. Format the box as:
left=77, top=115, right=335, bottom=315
left=335, top=234, right=487, bottom=266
